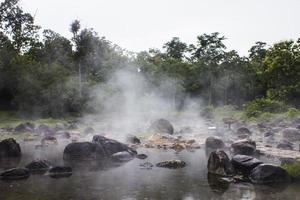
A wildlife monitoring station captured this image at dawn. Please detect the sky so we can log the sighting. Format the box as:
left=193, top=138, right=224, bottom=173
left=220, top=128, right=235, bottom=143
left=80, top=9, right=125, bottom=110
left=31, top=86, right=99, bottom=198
left=20, top=0, right=300, bottom=56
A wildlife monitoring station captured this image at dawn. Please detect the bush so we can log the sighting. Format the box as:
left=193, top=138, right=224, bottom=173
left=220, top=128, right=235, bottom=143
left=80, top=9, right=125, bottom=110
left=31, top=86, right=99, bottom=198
left=244, top=98, right=288, bottom=118
left=286, top=108, right=300, bottom=119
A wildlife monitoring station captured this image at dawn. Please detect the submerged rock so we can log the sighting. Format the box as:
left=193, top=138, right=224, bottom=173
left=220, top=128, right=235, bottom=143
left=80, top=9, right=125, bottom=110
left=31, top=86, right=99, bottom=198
left=149, top=119, right=174, bottom=135
left=136, top=154, right=148, bottom=159
left=0, top=168, right=30, bottom=180
left=207, top=150, right=235, bottom=176
left=156, top=160, right=186, bottom=169
left=25, top=160, right=51, bottom=172
left=0, top=138, right=21, bottom=158
left=111, top=151, right=134, bottom=162
left=231, top=139, right=256, bottom=155
left=231, top=155, right=262, bottom=175
left=205, top=136, right=225, bottom=149
left=249, top=164, right=291, bottom=184
left=48, top=166, right=72, bottom=178
left=139, top=162, right=153, bottom=170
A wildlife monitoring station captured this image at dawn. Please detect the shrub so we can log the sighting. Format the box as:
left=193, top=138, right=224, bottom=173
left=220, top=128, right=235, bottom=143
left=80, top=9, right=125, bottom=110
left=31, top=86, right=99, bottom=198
left=244, top=98, right=288, bottom=118
left=286, top=108, right=300, bottom=119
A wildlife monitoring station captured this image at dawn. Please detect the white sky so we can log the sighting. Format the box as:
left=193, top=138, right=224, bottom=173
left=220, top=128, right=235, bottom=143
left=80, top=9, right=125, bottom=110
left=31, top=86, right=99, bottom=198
left=20, top=0, right=300, bottom=55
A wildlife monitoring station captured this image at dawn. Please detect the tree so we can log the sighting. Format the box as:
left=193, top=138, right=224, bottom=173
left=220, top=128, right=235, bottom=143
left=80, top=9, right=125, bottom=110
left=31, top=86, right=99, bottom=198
left=0, top=0, right=40, bottom=52
left=163, top=37, right=187, bottom=60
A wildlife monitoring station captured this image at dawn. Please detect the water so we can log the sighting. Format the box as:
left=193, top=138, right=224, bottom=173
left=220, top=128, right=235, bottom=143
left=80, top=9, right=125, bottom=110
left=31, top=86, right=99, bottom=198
left=1, top=143, right=300, bottom=200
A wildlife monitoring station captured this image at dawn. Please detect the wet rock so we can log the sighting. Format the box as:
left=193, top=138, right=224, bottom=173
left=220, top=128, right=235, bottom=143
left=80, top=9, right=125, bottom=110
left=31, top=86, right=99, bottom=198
left=139, top=162, right=153, bottom=170
left=68, top=123, right=78, bottom=130
left=136, top=154, right=148, bottom=159
left=156, top=160, right=186, bottom=169
left=48, top=166, right=72, bottom=178
left=84, top=127, right=95, bottom=134
left=231, top=139, right=256, bottom=155
left=0, top=138, right=21, bottom=158
left=257, top=122, right=267, bottom=129
left=92, top=135, right=137, bottom=156
left=149, top=119, right=174, bottom=135
left=280, top=157, right=296, bottom=165
left=249, top=164, right=291, bottom=184
left=205, top=136, right=225, bottom=149
left=207, top=150, right=235, bottom=176
left=25, top=160, right=51, bottom=172
left=277, top=140, right=294, bottom=150
left=207, top=173, right=230, bottom=194
left=111, top=151, right=134, bottom=162
left=126, top=135, right=141, bottom=144
left=37, top=124, right=52, bottom=134
left=236, top=127, right=251, bottom=135
left=63, top=142, right=106, bottom=161
left=14, top=122, right=35, bottom=132
left=0, top=168, right=30, bottom=180
left=282, top=128, right=300, bottom=141
left=231, top=155, right=263, bottom=175
left=296, top=124, right=300, bottom=130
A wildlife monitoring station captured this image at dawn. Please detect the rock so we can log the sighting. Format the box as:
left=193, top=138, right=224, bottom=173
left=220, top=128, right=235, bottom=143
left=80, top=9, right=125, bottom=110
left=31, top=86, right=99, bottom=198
left=84, top=127, right=95, bottom=134
left=14, top=122, right=35, bottom=132
left=223, top=118, right=236, bottom=129
left=231, top=155, right=262, bottom=175
left=231, top=139, right=256, bottom=155
left=249, top=164, right=291, bottom=184
left=156, top=160, right=186, bottom=169
left=277, top=140, right=294, bottom=150
left=296, top=124, right=300, bottom=130
left=92, top=135, right=137, bottom=156
left=0, top=138, right=21, bottom=158
left=236, top=127, right=251, bottom=135
left=41, top=136, right=58, bottom=145
left=48, top=166, right=72, bottom=178
left=0, top=168, right=30, bottom=180
left=37, top=124, right=52, bottom=134
left=136, top=154, right=148, bottom=159
left=56, top=131, right=71, bottom=139
left=63, top=142, right=106, bottom=161
left=25, top=160, right=51, bottom=172
left=280, top=157, right=296, bottom=165
left=178, top=126, right=193, bottom=134
left=139, top=162, right=153, bottom=169
left=207, top=173, right=230, bottom=194
left=205, top=136, right=225, bottom=149
left=111, top=151, right=134, bottom=162
left=264, top=131, right=274, bottom=137
left=282, top=128, right=300, bottom=141
left=207, top=150, right=235, bottom=176
left=149, top=119, right=174, bottom=134
left=54, top=123, right=65, bottom=131
left=68, top=123, right=78, bottom=130
left=126, top=135, right=141, bottom=144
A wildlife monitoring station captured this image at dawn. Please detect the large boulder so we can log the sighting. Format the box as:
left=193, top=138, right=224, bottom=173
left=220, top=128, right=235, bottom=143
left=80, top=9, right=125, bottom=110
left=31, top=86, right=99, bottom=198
left=207, top=150, right=235, bottom=176
left=0, top=168, right=30, bottom=180
left=231, top=139, right=256, bottom=155
left=249, top=164, right=291, bottom=184
left=281, top=128, right=300, bottom=141
left=126, top=135, right=141, bottom=144
left=63, top=142, right=106, bottom=161
left=231, top=155, right=262, bottom=175
left=92, top=135, right=137, bottom=156
left=205, top=136, right=225, bottom=149
left=0, top=138, right=21, bottom=158
left=111, top=151, right=135, bottom=162
left=149, top=119, right=174, bottom=134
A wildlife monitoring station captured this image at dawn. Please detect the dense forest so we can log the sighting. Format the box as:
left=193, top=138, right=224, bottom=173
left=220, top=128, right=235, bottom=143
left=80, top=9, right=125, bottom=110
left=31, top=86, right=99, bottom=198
left=0, top=0, right=299, bottom=118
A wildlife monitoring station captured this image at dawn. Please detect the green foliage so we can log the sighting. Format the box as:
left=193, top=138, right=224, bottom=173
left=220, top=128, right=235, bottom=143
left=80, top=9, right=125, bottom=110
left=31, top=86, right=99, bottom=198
left=282, top=160, right=300, bottom=178
left=286, top=108, right=300, bottom=119
left=244, top=98, right=288, bottom=118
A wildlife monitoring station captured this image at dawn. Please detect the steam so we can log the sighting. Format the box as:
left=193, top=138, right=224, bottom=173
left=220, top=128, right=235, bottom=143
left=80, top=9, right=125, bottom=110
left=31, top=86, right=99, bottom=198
left=81, top=66, right=206, bottom=140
